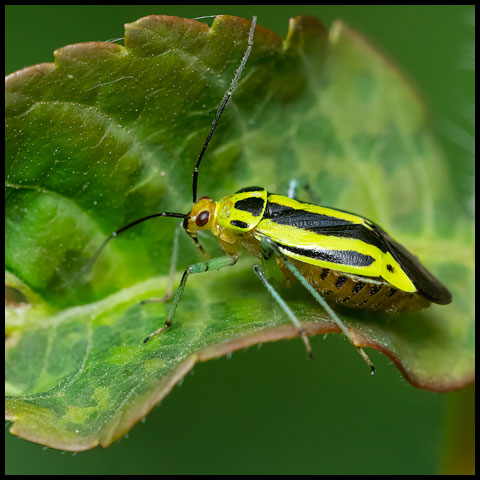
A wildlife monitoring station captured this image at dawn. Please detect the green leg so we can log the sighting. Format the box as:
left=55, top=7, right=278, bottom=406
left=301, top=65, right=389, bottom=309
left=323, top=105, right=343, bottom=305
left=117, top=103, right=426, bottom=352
left=287, top=178, right=321, bottom=204
left=252, top=265, right=312, bottom=358
left=287, top=178, right=298, bottom=199
left=143, top=255, right=238, bottom=343
left=140, top=222, right=182, bottom=305
left=260, top=236, right=375, bottom=374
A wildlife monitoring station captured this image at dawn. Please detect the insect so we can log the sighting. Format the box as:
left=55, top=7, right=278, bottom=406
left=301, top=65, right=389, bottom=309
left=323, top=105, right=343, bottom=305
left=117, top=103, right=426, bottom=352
left=89, top=16, right=451, bottom=373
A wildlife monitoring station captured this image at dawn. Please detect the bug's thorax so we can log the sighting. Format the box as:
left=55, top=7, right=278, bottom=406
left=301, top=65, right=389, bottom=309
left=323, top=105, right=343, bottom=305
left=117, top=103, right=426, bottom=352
left=213, top=190, right=268, bottom=256
left=184, top=193, right=264, bottom=258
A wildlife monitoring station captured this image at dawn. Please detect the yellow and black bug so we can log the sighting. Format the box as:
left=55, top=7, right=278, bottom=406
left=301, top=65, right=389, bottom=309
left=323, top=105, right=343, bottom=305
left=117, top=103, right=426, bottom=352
left=89, top=16, right=451, bottom=373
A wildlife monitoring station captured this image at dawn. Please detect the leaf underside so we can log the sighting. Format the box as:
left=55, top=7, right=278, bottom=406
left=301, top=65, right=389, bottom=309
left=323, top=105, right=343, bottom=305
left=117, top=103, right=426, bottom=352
left=5, top=14, right=474, bottom=450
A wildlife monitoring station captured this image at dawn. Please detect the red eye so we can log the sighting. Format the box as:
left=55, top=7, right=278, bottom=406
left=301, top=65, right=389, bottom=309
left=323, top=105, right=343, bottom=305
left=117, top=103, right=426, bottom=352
left=196, top=211, right=210, bottom=227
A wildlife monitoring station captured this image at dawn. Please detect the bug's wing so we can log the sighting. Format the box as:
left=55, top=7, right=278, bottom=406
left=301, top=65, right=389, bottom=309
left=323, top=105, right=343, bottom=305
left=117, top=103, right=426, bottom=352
left=258, top=197, right=451, bottom=303
left=255, top=217, right=387, bottom=278
left=369, top=223, right=452, bottom=305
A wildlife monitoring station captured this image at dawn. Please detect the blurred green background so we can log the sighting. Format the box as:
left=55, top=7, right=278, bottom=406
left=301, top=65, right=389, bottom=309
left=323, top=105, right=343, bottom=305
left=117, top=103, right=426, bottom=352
left=5, top=5, right=474, bottom=475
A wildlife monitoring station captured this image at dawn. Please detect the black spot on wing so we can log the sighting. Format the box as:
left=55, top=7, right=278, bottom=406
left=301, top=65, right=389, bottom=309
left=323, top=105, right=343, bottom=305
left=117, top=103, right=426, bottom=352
left=369, top=223, right=452, bottom=304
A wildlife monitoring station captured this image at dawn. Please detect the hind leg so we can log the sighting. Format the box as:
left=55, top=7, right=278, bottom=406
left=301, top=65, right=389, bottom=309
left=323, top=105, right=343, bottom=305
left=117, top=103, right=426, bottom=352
left=252, top=264, right=312, bottom=357
left=260, top=236, right=375, bottom=374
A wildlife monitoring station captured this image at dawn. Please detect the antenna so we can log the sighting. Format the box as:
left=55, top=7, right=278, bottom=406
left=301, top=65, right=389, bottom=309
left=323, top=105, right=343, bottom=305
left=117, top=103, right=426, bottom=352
left=192, top=16, right=257, bottom=203
left=84, top=211, right=186, bottom=274
left=85, top=16, right=257, bottom=272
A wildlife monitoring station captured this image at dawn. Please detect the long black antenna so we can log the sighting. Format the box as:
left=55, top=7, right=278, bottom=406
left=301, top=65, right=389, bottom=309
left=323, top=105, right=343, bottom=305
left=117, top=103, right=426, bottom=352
left=85, top=211, right=186, bottom=274
left=192, top=16, right=257, bottom=203
left=85, top=17, right=257, bottom=274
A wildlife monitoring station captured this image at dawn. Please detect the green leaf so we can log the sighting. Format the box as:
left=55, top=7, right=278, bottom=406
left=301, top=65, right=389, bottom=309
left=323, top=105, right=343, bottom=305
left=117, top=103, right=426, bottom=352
left=5, top=14, right=474, bottom=451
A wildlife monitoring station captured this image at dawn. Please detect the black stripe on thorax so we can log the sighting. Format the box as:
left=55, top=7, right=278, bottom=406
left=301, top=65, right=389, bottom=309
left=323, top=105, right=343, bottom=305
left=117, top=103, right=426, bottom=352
left=230, top=220, right=249, bottom=229
left=234, top=197, right=265, bottom=217
left=235, top=186, right=264, bottom=194
left=264, top=201, right=388, bottom=253
left=279, top=244, right=375, bottom=267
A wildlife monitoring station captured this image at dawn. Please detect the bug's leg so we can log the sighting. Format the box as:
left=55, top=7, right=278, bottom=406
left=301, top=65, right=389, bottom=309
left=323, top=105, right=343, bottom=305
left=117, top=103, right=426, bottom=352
left=287, top=178, right=298, bottom=199
left=143, top=255, right=238, bottom=343
left=286, top=178, right=321, bottom=204
left=260, top=236, right=376, bottom=374
left=140, top=222, right=182, bottom=305
left=252, top=264, right=312, bottom=358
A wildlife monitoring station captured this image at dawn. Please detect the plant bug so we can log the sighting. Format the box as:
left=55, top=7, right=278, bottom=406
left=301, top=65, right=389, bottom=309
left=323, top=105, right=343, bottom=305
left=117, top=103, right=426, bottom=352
left=88, top=15, right=452, bottom=374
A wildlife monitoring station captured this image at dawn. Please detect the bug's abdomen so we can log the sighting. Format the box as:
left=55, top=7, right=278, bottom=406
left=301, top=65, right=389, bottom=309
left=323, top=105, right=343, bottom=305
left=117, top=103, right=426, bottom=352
left=287, top=259, right=431, bottom=312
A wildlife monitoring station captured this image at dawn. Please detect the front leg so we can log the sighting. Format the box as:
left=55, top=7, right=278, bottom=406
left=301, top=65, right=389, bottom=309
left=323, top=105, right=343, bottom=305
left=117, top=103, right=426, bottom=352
left=143, top=255, right=238, bottom=343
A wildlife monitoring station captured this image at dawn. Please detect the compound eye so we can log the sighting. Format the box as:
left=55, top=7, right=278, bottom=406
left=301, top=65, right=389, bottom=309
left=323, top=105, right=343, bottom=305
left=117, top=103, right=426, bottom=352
left=196, top=211, right=210, bottom=227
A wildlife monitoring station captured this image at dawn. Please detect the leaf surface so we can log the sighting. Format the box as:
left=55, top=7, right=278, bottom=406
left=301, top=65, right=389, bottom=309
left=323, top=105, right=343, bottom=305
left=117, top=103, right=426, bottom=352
left=5, top=14, right=474, bottom=450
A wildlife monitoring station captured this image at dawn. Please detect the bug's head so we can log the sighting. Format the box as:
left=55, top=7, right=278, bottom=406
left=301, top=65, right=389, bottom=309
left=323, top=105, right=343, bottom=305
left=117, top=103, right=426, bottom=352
left=183, top=196, right=217, bottom=237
